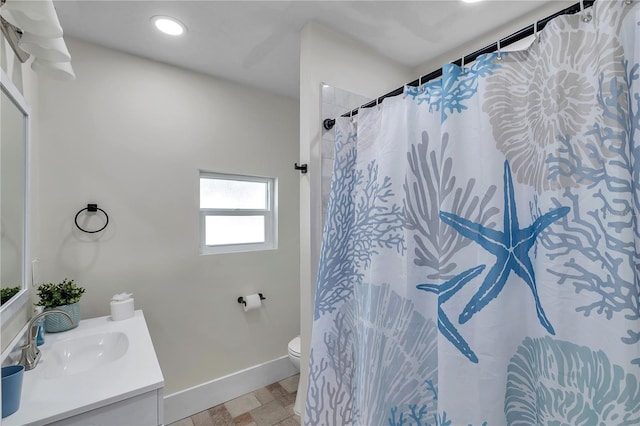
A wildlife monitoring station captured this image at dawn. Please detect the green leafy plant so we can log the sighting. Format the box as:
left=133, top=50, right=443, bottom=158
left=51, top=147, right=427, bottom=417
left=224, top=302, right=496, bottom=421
left=36, top=279, right=85, bottom=308
left=1, top=286, right=20, bottom=305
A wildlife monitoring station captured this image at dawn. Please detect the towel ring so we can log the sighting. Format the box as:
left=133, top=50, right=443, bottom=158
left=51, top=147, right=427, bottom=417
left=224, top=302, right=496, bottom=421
left=74, top=204, right=109, bottom=233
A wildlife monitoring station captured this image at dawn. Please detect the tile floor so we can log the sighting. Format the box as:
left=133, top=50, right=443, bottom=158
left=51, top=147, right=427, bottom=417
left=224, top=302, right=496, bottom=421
left=169, top=374, right=300, bottom=426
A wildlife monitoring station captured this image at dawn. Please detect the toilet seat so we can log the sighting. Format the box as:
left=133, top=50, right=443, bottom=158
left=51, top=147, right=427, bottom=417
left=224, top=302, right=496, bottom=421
left=288, top=336, right=301, bottom=358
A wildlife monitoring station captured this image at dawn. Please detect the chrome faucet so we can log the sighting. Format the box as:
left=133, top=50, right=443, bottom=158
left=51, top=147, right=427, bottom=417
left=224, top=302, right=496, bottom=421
left=18, top=310, right=74, bottom=371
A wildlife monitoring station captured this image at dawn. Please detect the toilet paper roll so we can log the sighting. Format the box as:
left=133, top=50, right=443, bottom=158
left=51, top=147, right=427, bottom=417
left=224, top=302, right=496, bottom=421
left=110, top=298, right=134, bottom=321
left=243, top=294, right=262, bottom=312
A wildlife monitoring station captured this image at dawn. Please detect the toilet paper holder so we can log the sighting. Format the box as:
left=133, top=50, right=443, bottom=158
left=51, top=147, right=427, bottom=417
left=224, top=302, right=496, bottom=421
left=237, top=293, right=266, bottom=306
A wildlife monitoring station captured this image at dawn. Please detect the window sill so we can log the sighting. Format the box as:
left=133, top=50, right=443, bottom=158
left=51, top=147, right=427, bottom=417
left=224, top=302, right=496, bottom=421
left=200, top=244, right=277, bottom=255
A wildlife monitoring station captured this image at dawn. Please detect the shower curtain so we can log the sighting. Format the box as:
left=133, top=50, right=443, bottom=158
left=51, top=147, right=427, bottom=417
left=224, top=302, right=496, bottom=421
left=306, top=1, right=640, bottom=425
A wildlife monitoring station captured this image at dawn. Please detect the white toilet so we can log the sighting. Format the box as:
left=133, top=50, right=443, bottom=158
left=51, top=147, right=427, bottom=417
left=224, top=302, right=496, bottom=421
left=287, top=336, right=303, bottom=415
left=287, top=336, right=301, bottom=369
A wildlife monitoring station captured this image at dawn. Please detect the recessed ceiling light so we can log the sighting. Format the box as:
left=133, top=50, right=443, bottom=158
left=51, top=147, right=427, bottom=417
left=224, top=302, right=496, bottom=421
left=152, top=16, right=186, bottom=36
left=461, top=0, right=484, bottom=3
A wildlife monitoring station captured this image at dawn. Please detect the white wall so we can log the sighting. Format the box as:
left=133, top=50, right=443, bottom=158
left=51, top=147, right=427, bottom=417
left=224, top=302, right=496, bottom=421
left=36, top=38, right=300, bottom=395
left=299, top=22, right=414, bottom=417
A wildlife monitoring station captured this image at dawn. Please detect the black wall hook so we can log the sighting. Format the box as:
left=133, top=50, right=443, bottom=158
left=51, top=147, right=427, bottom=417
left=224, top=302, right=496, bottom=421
left=237, top=293, right=266, bottom=306
left=323, top=118, right=335, bottom=130
left=294, top=163, right=308, bottom=174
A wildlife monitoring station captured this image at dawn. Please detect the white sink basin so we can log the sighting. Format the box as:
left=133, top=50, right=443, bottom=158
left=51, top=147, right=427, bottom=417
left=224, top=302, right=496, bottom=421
left=43, top=331, right=129, bottom=379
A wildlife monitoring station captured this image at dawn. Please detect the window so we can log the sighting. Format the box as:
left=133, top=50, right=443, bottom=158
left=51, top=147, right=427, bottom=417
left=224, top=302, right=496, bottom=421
left=200, top=172, right=276, bottom=254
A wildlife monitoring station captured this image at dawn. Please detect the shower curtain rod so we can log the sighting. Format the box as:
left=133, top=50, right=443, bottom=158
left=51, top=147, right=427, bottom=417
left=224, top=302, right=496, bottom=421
left=323, top=0, right=595, bottom=131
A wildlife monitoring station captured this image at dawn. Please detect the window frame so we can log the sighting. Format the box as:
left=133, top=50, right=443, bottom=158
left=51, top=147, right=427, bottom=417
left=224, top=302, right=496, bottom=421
left=199, top=171, right=277, bottom=255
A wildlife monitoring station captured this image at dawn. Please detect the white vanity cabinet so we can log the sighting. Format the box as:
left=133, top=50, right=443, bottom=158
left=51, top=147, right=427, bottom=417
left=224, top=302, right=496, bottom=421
left=47, top=389, right=163, bottom=426
left=3, top=311, right=164, bottom=426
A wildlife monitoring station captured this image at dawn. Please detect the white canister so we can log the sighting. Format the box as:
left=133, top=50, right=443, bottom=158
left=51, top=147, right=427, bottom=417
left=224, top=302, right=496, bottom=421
left=110, top=293, right=134, bottom=321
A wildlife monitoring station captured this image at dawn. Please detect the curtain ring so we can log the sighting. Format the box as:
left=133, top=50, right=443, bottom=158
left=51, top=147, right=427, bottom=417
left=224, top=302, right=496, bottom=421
left=580, top=0, right=592, bottom=22
left=376, top=97, right=380, bottom=110
left=419, top=75, right=424, bottom=93
left=533, top=21, right=538, bottom=43
left=403, top=84, right=407, bottom=99
left=496, top=39, right=502, bottom=61
left=461, top=56, right=465, bottom=74
left=625, top=0, right=632, bottom=4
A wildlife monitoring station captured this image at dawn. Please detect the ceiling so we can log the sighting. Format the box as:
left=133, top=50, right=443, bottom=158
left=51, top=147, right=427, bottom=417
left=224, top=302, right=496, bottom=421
left=53, top=1, right=572, bottom=99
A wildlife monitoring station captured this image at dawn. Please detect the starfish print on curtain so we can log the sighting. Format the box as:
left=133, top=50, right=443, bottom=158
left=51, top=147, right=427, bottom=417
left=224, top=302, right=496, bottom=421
left=417, top=265, right=486, bottom=363
left=439, top=161, right=570, bottom=335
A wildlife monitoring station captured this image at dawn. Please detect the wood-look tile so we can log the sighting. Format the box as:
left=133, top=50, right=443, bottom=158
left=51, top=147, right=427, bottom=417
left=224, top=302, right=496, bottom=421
left=179, top=376, right=298, bottom=426
left=278, top=375, right=299, bottom=393
left=276, top=417, right=300, bottom=426
left=267, top=383, right=297, bottom=406
left=209, top=404, right=234, bottom=425
left=249, top=400, right=290, bottom=426
left=225, top=393, right=262, bottom=418
left=266, top=383, right=281, bottom=392
left=254, top=386, right=275, bottom=404
left=192, top=409, right=215, bottom=426
left=233, top=412, right=255, bottom=426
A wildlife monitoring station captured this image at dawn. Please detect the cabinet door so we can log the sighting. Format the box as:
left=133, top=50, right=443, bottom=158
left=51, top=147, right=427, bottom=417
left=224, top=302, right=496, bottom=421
left=48, top=391, right=160, bottom=426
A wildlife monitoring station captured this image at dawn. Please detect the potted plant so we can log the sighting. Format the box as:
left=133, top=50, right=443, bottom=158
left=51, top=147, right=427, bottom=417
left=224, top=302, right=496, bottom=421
left=35, top=278, right=85, bottom=332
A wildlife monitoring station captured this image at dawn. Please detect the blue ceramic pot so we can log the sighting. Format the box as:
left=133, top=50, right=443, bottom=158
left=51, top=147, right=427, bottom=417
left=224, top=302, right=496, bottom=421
left=44, top=302, right=80, bottom=332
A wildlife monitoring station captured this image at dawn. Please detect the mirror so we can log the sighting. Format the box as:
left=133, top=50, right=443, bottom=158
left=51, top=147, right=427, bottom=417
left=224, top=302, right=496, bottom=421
left=0, top=68, right=30, bottom=323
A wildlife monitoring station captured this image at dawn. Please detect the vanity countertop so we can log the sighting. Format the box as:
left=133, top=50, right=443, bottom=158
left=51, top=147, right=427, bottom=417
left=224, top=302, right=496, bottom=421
left=3, top=310, right=164, bottom=426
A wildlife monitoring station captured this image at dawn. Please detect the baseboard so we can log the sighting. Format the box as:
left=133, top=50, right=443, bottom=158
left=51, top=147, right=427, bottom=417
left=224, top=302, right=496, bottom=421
left=163, top=355, right=299, bottom=424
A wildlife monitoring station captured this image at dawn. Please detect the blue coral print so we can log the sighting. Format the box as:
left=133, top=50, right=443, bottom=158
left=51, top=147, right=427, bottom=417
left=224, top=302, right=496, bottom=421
left=541, top=59, right=640, bottom=366
left=406, top=53, right=503, bottom=122
left=314, top=127, right=405, bottom=320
